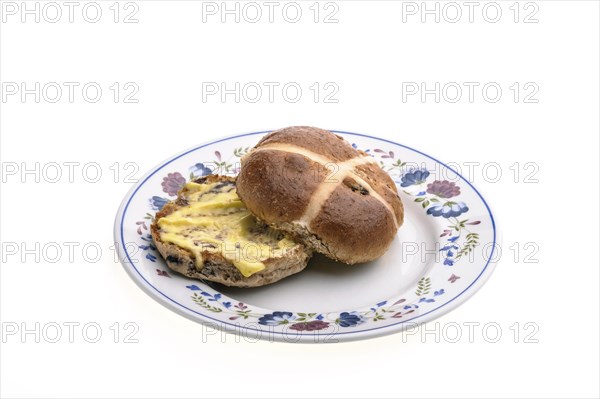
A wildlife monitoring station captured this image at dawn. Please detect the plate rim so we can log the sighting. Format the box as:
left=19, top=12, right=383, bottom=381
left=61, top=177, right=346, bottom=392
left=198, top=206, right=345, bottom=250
left=113, top=129, right=500, bottom=343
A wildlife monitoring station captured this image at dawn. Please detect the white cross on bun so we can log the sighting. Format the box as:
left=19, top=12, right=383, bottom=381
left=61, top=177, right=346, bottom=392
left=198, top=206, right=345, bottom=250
left=237, top=126, right=404, bottom=264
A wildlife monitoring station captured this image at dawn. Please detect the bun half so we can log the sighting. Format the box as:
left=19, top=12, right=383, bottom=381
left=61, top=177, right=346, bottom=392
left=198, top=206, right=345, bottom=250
left=236, top=126, right=404, bottom=264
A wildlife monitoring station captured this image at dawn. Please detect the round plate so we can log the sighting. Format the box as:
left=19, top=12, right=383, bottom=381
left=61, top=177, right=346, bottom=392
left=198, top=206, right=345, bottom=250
left=114, top=130, right=498, bottom=343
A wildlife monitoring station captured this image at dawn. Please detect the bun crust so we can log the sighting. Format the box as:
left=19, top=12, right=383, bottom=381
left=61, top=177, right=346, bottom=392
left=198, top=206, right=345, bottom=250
left=236, top=127, right=404, bottom=264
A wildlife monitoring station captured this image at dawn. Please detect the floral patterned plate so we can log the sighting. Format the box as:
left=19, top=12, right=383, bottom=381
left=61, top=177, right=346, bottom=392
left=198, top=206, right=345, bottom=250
left=114, top=130, right=498, bottom=343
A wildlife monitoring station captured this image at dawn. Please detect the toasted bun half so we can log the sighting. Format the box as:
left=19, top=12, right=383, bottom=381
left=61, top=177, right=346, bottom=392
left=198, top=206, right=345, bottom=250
left=236, top=126, right=404, bottom=264
left=151, top=175, right=312, bottom=287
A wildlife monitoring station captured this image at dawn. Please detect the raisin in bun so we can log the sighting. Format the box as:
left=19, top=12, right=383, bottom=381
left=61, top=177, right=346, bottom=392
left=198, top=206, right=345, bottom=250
left=236, top=126, right=404, bottom=264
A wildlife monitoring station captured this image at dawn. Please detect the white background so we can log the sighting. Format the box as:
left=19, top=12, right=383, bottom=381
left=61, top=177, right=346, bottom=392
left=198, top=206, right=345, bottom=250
left=1, top=1, right=599, bottom=398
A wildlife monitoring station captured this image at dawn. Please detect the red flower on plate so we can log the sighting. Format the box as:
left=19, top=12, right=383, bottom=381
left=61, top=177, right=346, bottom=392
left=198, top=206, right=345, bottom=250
left=161, top=172, right=186, bottom=196
left=289, top=320, right=330, bottom=331
left=427, top=180, right=461, bottom=198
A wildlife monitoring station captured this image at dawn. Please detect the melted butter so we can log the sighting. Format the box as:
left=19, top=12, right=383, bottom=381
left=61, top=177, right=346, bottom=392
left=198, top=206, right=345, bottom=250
left=157, top=180, right=295, bottom=277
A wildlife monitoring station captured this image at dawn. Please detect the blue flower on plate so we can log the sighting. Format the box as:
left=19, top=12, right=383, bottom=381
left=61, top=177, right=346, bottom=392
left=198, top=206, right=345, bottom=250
left=258, top=311, right=296, bottom=326
left=150, top=196, right=169, bottom=211
left=427, top=201, right=469, bottom=218
left=336, top=311, right=365, bottom=327
left=190, top=163, right=213, bottom=177
left=352, top=143, right=371, bottom=154
left=400, top=169, right=430, bottom=187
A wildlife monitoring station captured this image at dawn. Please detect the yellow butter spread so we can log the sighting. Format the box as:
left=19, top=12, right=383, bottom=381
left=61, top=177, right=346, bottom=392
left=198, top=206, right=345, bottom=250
left=157, top=180, right=295, bottom=277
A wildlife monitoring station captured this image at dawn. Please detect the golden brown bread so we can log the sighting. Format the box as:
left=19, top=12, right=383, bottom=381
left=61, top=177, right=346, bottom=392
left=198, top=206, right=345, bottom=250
left=236, top=126, right=404, bottom=264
